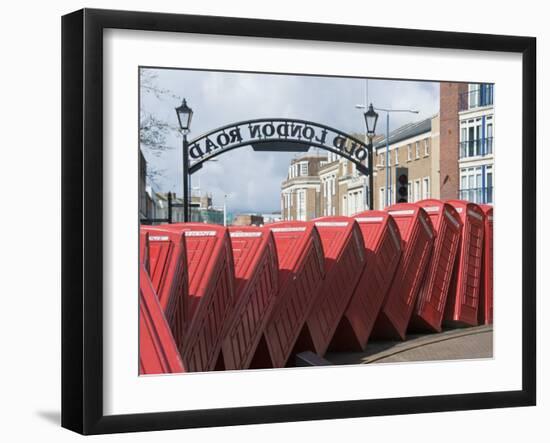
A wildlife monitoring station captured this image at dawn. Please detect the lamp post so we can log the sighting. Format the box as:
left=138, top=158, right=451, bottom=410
left=175, top=98, right=193, bottom=221
left=356, top=102, right=379, bottom=210
left=363, top=104, right=379, bottom=210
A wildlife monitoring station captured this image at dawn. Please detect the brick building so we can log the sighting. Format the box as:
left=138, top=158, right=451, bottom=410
left=281, top=134, right=374, bottom=221
left=280, top=81, right=491, bottom=216
left=373, top=114, right=440, bottom=209
left=440, top=82, right=468, bottom=200
left=232, top=214, right=264, bottom=226
left=281, top=154, right=327, bottom=221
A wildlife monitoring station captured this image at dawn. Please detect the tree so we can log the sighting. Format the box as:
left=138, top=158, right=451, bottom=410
left=139, top=70, right=181, bottom=183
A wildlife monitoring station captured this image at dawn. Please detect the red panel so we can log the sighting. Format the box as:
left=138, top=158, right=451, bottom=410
left=478, top=204, right=494, bottom=325
left=148, top=223, right=235, bottom=372
left=410, top=200, right=463, bottom=332
left=330, top=211, right=402, bottom=351
left=140, top=226, right=188, bottom=357
left=372, top=203, right=435, bottom=340
left=255, top=221, right=325, bottom=368
left=139, top=263, right=185, bottom=375
left=221, top=227, right=279, bottom=370
left=444, top=200, right=485, bottom=327
left=300, top=217, right=366, bottom=356
left=140, top=230, right=150, bottom=274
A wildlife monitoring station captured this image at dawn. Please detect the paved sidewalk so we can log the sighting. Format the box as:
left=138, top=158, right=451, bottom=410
left=325, top=325, right=493, bottom=365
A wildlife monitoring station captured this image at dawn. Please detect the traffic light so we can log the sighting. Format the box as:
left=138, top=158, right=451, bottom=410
left=395, top=167, right=409, bottom=203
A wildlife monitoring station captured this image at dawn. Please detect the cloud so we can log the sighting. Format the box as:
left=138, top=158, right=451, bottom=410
left=140, top=68, right=439, bottom=213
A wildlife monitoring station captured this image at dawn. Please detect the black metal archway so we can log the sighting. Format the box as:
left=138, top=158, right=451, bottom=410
left=182, top=118, right=374, bottom=220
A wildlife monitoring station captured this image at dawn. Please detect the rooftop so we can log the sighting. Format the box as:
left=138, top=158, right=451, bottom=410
left=373, top=115, right=435, bottom=149
left=290, top=153, right=328, bottom=164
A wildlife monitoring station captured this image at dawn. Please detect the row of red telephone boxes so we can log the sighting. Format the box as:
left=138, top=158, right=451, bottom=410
left=139, top=199, right=493, bottom=375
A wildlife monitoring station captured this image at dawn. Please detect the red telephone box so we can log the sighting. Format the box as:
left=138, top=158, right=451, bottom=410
left=444, top=201, right=485, bottom=327
left=221, top=227, right=279, bottom=370
left=139, top=265, right=186, bottom=375
left=140, top=226, right=188, bottom=356
left=410, top=200, right=463, bottom=332
left=329, top=211, right=402, bottom=351
left=154, top=223, right=236, bottom=372
left=299, top=217, right=366, bottom=356
left=478, top=204, right=494, bottom=325
left=139, top=232, right=185, bottom=375
left=253, top=221, right=324, bottom=368
left=372, top=203, right=435, bottom=340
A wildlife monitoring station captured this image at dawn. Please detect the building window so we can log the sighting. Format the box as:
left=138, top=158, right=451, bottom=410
left=415, top=142, right=420, bottom=159
left=407, top=145, right=412, bottom=161
left=408, top=181, right=412, bottom=202
left=459, top=166, right=493, bottom=204
left=422, top=177, right=430, bottom=200
left=300, top=162, right=308, bottom=176
left=379, top=152, right=385, bottom=167
left=379, top=187, right=385, bottom=210
left=413, top=179, right=421, bottom=202
left=297, top=189, right=306, bottom=221
left=460, top=117, right=495, bottom=159
left=469, top=83, right=480, bottom=108
left=424, top=139, right=430, bottom=156
left=395, top=147, right=399, bottom=165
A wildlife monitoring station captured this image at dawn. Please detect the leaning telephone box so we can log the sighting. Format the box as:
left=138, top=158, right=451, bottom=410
left=409, top=200, right=463, bottom=332
left=478, top=204, right=494, bottom=325
left=140, top=230, right=150, bottom=274
left=253, top=221, right=324, bottom=368
left=372, top=203, right=435, bottom=340
left=140, top=226, right=188, bottom=356
left=444, top=201, right=485, bottom=327
left=139, top=264, right=186, bottom=375
left=221, top=227, right=279, bottom=370
left=298, top=217, right=366, bottom=357
left=159, top=223, right=236, bottom=372
left=330, top=211, right=402, bottom=351
left=139, top=231, right=185, bottom=374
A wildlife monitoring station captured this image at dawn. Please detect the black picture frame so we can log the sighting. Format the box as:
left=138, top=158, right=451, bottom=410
left=61, top=8, right=536, bottom=435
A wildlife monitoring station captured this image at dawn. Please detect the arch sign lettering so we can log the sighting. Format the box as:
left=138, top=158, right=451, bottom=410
left=187, top=118, right=371, bottom=175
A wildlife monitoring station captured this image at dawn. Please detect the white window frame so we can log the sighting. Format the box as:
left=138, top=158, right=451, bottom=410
left=394, top=147, right=399, bottom=165
left=297, top=189, right=306, bottom=221
left=300, top=162, right=308, bottom=176
left=407, top=144, right=412, bottom=161
left=413, top=179, right=421, bottom=202
left=422, top=177, right=430, bottom=200
left=415, top=141, right=420, bottom=159
left=424, top=139, right=430, bottom=156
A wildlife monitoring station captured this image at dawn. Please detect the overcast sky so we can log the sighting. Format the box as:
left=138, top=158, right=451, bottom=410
left=140, top=68, right=439, bottom=213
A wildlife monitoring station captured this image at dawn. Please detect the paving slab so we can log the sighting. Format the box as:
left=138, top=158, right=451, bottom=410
left=325, top=325, right=493, bottom=365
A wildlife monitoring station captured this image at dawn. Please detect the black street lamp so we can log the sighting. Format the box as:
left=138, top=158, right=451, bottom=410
left=363, top=103, right=379, bottom=210
left=175, top=99, right=193, bottom=222
left=176, top=99, right=193, bottom=131
left=364, top=103, right=379, bottom=138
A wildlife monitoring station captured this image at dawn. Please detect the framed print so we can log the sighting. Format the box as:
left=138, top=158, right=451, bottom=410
left=61, top=8, right=536, bottom=435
